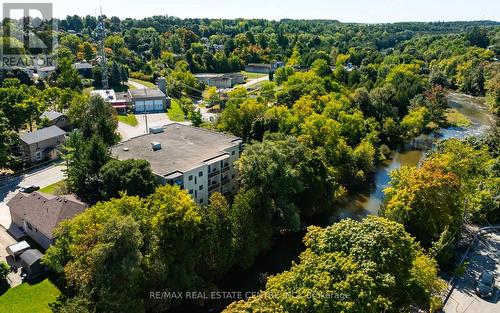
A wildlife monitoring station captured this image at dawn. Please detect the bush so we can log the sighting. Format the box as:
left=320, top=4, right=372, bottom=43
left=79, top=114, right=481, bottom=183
left=129, top=71, right=153, bottom=82
left=0, top=261, right=9, bottom=280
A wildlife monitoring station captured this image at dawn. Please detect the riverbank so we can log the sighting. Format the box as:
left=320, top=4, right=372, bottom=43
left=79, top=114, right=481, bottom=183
left=171, top=92, right=496, bottom=313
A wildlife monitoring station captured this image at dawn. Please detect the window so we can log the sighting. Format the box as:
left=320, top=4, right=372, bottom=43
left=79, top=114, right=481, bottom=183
left=60, top=117, right=66, bottom=123
left=195, top=177, right=197, bottom=184
left=199, top=185, right=203, bottom=190
left=199, top=171, right=203, bottom=177
left=199, top=198, right=203, bottom=204
left=231, top=150, right=235, bottom=155
left=35, top=151, right=42, bottom=161
left=232, top=174, right=235, bottom=179
left=189, top=189, right=193, bottom=194
left=188, top=175, right=193, bottom=181
left=27, top=222, right=32, bottom=230
left=195, top=190, right=197, bottom=198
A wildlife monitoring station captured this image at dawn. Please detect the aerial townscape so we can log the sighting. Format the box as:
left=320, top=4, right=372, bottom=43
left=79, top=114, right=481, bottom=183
left=0, top=1, right=499, bottom=313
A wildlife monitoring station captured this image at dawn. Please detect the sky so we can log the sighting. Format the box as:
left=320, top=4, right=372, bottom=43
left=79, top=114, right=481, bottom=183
left=9, top=0, right=500, bottom=23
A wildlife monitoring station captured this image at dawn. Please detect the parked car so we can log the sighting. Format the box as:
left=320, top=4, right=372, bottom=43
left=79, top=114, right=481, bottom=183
left=476, top=271, right=495, bottom=298
left=19, top=185, right=40, bottom=193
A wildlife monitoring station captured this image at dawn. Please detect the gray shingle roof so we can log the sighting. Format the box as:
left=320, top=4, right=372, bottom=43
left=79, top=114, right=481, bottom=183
left=40, top=111, right=63, bottom=122
left=7, top=192, right=88, bottom=239
left=20, top=249, right=43, bottom=266
left=19, top=125, right=66, bottom=145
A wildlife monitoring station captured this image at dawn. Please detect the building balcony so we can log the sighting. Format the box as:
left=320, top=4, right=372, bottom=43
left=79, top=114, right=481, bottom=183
left=221, top=177, right=230, bottom=185
left=221, top=165, right=230, bottom=173
left=208, top=183, right=220, bottom=192
left=208, top=169, right=221, bottom=178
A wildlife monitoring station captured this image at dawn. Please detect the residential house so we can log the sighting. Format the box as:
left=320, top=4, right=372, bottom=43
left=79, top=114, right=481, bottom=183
left=40, top=111, right=71, bottom=130
left=194, top=73, right=246, bottom=89
left=36, top=66, right=56, bottom=79
left=7, top=192, right=88, bottom=249
left=19, top=126, right=66, bottom=165
left=72, top=62, right=94, bottom=78
left=111, top=123, right=242, bottom=205
left=244, top=61, right=284, bottom=73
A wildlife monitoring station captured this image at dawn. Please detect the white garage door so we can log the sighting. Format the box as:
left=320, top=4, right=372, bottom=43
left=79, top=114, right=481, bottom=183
left=135, top=100, right=145, bottom=112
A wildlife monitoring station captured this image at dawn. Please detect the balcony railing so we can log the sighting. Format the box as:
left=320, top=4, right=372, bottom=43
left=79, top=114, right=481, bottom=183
left=221, top=165, right=230, bottom=173
left=208, top=183, right=220, bottom=192
left=208, top=169, right=220, bottom=178
left=221, top=177, right=230, bottom=185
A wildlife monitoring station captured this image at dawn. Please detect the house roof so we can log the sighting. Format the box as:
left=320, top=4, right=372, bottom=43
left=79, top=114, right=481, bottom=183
left=19, top=249, right=43, bottom=266
left=128, top=88, right=166, bottom=100
left=19, top=126, right=66, bottom=145
left=40, top=110, right=64, bottom=122
left=7, top=192, right=88, bottom=239
left=111, top=123, right=241, bottom=176
left=38, top=66, right=56, bottom=72
left=73, top=62, right=93, bottom=70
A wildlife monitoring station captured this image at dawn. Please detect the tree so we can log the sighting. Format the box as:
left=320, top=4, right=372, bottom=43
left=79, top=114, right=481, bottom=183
left=0, top=112, right=20, bottom=170
left=382, top=158, right=463, bottom=248
left=56, top=47, right=82, bottom=90
left=44, top=200, right=144, bottom=313
left=259, top=81, right=276, bottom=104
left=199, top=193, right=234, bottom=278
left=65, top=133, right=110, bottom=203
left=225, top=217, right=445, bottom=313
left=466, top=27, right=490, bottom=48
left=202, top=86, right=220, bottom=107
left=485, top=72, right=500, bottom=116
left=0, top=261, right=9, bottom=281
left=78, top=95, right=119, bottom=146
left=80, top=42, right=96, bottom=61
left=100, top=159, right=158, bottom=200
left=188, top=108, right=203, bottom=126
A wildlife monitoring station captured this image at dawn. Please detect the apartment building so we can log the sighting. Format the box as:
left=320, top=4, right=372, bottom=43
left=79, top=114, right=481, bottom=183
left=110, top=123, right=242, bottom=205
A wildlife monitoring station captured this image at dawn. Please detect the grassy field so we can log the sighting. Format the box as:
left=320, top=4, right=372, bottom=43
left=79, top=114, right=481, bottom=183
left=167, top=99, right=185, bottom=122
left=39, top=180, right=67, bottom=195
left=129, top=78, right=156, bottom=89
left=240, top=71, right=267, bottom=80
left=118, top=114, right=139, bottom=126
left=0, top=278, right=60, bottom=313
left=446, top=108, right=472, bottom=127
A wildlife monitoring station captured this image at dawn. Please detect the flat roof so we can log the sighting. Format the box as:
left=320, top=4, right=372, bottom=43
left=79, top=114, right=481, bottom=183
left=129, top=88, right=166, bottom=99
left=111, top=123, right=241, bottom=176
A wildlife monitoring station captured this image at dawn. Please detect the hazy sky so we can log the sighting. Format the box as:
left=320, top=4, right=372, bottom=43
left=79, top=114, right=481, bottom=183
left=20, top=0, right=500, bottom=22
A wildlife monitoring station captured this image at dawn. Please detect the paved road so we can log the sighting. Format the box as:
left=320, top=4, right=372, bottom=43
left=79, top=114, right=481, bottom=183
left=0, top=164, right=65, bottom=229
left=444, top=231, right=500, bottom=313
left=241, top=75, right=268, bottom=89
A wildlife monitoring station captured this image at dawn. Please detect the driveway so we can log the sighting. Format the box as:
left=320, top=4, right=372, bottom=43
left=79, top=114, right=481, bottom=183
left=0, top=164, right=65, bottom=230
left=444, top=230, right=500, bottom=313
left=118, top=112, right=186, bottom=140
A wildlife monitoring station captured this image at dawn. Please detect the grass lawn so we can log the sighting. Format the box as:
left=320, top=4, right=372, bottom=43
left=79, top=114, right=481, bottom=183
left=240, top=71, right=267, bottom=80
left=0, top=278, right=60, bottom=313
left=118, top=114, right=139, bottom=126
left=39, top=180, right=67, bottom=195
left=129, top=78, right=156, bottom=89
left=446, top=108, right=472, bottom=127
left=167, top=99, right=185, bottom=122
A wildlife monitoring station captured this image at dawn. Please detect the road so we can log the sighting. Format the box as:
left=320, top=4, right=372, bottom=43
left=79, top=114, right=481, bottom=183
left=240, top=75, right=268, bottom=89
left=444, top=230, right=500, bottom=313
left=0, top=163, right=65, bottom=230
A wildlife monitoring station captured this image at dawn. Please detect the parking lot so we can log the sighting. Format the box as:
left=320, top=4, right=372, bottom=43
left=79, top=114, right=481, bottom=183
left=444, top=230, right=500, bottom=313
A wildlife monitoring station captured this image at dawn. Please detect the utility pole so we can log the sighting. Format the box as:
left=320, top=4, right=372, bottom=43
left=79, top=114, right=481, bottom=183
left=145, top=114, right=148, bottom=134
left=96, top=7, right=109, bottom=90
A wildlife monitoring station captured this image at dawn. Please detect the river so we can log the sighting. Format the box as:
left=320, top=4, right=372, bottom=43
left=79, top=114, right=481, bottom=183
left=173, top=92, right=496, bottom=313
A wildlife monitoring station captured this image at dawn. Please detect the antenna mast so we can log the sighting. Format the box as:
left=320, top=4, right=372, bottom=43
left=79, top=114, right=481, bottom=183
left=96, top=7, right=109, bottom=90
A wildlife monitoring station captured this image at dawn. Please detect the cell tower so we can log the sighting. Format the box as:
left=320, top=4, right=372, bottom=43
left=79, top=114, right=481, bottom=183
left=96, top=8, right=109, bottom=90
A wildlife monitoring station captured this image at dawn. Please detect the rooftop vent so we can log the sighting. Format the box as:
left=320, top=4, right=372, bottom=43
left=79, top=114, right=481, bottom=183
left=151, top=142, right=162, bottom=151
left=149, top=126, right=164, bottom=134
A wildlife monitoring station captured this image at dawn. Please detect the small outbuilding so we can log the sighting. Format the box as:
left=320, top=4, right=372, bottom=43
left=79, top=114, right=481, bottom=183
left=6, top=241, right=30, bottom=259
left=20, top=249, right=44, bottom=276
